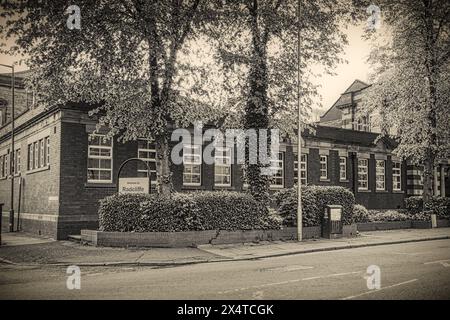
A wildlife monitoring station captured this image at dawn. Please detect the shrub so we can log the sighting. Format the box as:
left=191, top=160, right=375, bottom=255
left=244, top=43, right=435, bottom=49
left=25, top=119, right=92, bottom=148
left=404, top=196, right=423, bottom=214
left=99, top=193, right=153, bottom=232
left=424, top=197, right=450, bottom=219
left=367, top=210, right=409, bottom=222
left=99, top=191, right=281, bottom=232
left=274, top=186, right=355, bottom=227
left=353, top=204, right=370, bottom=223
left=405, top=196, right=450, bottom=219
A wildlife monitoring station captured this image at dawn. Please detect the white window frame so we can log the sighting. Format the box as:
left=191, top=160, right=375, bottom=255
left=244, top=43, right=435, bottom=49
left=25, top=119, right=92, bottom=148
left=214, top=146, right=232, bottom=187
left=339, top=157, right=347, bottom=181
left=393, top=162, right=402, bottom=191
left=294, top=154, right=307, bottom=185
left=39, top=138, right=45, bottom=168
left=33, top=141, right=38, bottom=169
left=358, top=158, right=369, bottom=191
left=13, top=149, right=20, bottom=174
left=46, top=137, right=50, bottom=166
left=183, top=144, right=202, bottom=186
left=137, top=139, right=157, bottom=186
left=320, top=155, right=328, bottom=180
left=28, top=143, right=33, bottom=170
left=270, top=152, right=284, bottom=188
left=87, top=134, right=113, bottom=183
left=376, top=160, right=385, bottom=191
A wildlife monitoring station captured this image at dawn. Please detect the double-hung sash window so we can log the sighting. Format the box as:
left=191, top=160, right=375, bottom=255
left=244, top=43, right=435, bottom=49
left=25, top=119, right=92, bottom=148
left=294, top=154, right=307, bottom=185
left=376, top=160, right=386, bottom=191
left=183, top=144, right=202, bottom=186
left=87, top=134, right=113, bottom=183
left=320, top=155, right=328, bottom=180
left=358, top=158, right=369, bottom=190
left=270, top=152, right=284, bottom=188
left=339, top=157, right=347, bottom=181
left=137, top=139, right=157, bottom=186
left=393, top=162, right=401, bottom=191
left=214, top=147, right=232, bottom=187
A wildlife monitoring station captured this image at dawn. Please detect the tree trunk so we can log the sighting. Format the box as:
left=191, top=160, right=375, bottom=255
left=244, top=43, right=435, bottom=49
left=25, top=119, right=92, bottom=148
left=244, top=0, right=270, bottom=203
left=423, top=152, right=434, bottom=202
left=156, top=134, right=173, bottom=195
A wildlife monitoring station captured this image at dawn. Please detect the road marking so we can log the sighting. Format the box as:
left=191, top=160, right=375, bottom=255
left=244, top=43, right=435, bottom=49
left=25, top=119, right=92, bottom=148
left=424, top=259, right=450, bottom=267
left=392, top=251, right=427, bottom=256
left=218, top=271, right=360, bottom=294
left=260, top=265, right=314, bottom=272
left=341, top=279, right=418, bottom=300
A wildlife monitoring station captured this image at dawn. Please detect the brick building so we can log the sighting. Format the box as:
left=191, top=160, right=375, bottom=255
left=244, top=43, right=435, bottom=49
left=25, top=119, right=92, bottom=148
left=0, top=74, right=448, bottom=239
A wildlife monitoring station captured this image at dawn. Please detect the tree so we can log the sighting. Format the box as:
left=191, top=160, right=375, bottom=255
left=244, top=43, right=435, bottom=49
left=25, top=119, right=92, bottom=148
left=0, top=0, right=220, bottom=195
left=210, top=0, right=356, bottom=202
left=359, top=0, right=450, bottom=200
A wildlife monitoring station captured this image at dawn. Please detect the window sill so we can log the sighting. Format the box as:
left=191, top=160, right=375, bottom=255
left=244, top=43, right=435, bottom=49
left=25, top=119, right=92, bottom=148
left=319, top=179, right=330, bottom=182
left=85, top=182, right=116, bottom=188
left=376, top=190, right=389, bottom=193
left=358, top=189, right=371, bottom=193
left=213, top=186, right=234, bottom=190
left=339, top=179, right=349, bottom=183
left=27, top=165, right=50, bottom=175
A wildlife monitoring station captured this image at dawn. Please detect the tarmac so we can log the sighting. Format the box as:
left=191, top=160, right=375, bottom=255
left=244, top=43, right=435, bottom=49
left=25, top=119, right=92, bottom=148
left=1, top=228, right=449, bottom=267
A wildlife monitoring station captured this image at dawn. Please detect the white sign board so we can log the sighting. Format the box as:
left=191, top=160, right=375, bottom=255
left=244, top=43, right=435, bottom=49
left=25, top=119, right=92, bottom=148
left=118, top=178, right=149, bottom=194
left=330, top=208, right=341, bottom=221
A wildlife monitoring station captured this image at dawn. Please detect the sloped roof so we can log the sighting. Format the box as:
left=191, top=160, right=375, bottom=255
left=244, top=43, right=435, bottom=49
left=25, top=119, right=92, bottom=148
left=304, top=124, right=397, bottom=149
left=319, top=79, right=370, bottom=122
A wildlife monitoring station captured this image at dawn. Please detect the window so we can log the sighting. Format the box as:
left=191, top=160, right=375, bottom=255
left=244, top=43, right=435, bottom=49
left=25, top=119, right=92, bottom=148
left=340, top=157, right=347, bottom=181
left=28, top=143, right=33, bottom=170
left=87, top=134, right=113, bottom=183
left=4, top=153, right=9, bottom=177
left=33, top=141, right=38, bottom=169
left=13, top=149, right=20, bottom=174
left=39, top=139, right=45, bottom=168
left=0, top=154, right=5, bottom=178
left=376, top=160, right=385, bottom=190
left=27, top=136, right=50, bottom=170
left=46, top=137, right=50, bottom=166
left=183, top=144, right=201, bottom=186
left=393, top=162, right=401, bottom=191
left=214, top=147, right=231, bottom=187
left=358, top=159, right=369, bottom=190
left=270, top=152, right=284, bottom=188
left=320, top=155, right=328, bottom=180
left=137, top=139, right=157, bottom=186
left=294, top=154, right=307, bottom=185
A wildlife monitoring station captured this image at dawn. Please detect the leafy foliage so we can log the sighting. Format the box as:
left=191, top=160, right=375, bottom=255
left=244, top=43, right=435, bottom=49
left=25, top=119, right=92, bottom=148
left=274, top=186, right=356, bottom=227
left=405, top=196, right=450, bottom=219
left=99, top=191, right=281, bottom=232
left=353, top=204, right=370, bottom=223
left=358, top=0, right=450, bottom=199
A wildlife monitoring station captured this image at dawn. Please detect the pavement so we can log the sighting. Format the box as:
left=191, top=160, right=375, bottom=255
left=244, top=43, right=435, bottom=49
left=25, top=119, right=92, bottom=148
left=0, top=228, right=449, bottom=267
left=1, top=238, right=450, bottom=299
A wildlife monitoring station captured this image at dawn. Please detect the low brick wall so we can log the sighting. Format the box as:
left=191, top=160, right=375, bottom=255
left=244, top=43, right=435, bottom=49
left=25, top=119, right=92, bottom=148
left=357, top=221, right=412, bottom=232
left=437, top=219, right=450, bottom=228
left=81, top=225, right=335, bottom=248
left=357, top=219, right=450, bottom=232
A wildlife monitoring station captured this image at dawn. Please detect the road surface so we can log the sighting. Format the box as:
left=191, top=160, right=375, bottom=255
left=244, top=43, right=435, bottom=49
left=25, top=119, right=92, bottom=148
left=1, top=239, right=450, bottom=299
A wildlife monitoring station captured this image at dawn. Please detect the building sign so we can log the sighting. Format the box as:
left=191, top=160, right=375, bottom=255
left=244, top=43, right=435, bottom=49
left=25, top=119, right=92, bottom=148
left=118, top=177, right=149, bottom=194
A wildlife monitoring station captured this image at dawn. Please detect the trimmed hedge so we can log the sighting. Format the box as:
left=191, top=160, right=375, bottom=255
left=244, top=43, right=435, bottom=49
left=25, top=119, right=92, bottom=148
left=405, top=196, right=450, bottom=219
left=274, top=186, right=355, bottom=227
left=353, top=204, right=370, bottom=223
left=367, top=210, right=409, bottom=222
left=99, top=191, right=281, bottom=232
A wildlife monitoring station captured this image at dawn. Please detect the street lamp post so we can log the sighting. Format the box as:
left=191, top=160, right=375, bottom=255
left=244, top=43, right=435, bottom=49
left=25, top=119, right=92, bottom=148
left=296, top=0, right=302, bottom=242
left=0, top=63, right=15, bottom=232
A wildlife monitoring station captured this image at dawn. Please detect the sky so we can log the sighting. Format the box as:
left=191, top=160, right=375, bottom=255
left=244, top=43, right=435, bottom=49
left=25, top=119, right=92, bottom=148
left=311, top=23, right=373, bottom=117
left=0, top=22, right=374, bottom=120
